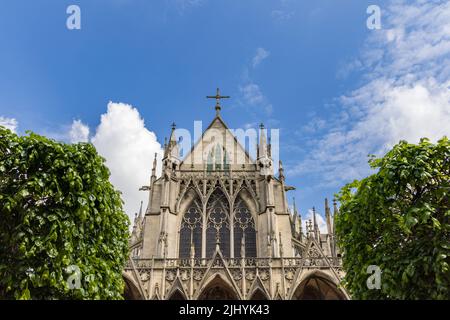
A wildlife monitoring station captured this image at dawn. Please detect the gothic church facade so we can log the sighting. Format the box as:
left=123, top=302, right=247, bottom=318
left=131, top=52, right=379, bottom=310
left=124, top=91, right=349, bottom=300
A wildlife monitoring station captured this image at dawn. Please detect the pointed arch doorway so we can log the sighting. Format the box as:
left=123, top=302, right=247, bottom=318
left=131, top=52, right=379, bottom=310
left=198, top=275, right=239, bottom=300
left=122, top=274, right=144, bottom=300
left=168, top=290, right=187, bottom=300
left=292, top=275, right=346, bottom=300
left=249, top=289, right=269, bottom=300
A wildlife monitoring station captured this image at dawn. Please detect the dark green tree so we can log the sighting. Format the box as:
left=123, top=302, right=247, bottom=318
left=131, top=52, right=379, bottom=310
left=0, top=127, right=130, bottom=299
left=336, top=137, right=450, bottom=299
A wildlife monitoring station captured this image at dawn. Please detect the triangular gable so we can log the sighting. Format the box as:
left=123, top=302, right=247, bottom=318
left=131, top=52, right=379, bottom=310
left=193, top=247, right=243, bottom=299
left=248, top=275, right=271, bottom=300
left=128, top=258, right=147, bottom=299
left=180, top=116, right=254, bottom=168
left=286, top=238, right=344, bottom=299
left=274, top=285, right=284, bottom=300
left=166, top=276, right=189, bottom=300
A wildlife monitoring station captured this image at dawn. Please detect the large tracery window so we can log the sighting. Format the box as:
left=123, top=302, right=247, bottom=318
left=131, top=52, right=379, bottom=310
left=206, top=144, right=231, bottom=172
left=179, top=197, right=202, bottom=258
left=179, top=189, right=257, bottom=259
left=206, top=190, right=230, bottom=258
left=233, top=198, right=257, bottom=258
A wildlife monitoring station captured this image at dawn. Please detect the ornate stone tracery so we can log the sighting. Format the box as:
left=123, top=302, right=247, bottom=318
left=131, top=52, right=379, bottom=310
left=125, top=94, right=349, bottom=300
left=179, top=198, right=202, bottom=258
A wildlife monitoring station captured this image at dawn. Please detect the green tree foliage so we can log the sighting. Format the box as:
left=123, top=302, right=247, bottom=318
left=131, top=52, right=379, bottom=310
left=0, top=127, right=130, bottom=299
left=336, top=137, right=450, bottom=299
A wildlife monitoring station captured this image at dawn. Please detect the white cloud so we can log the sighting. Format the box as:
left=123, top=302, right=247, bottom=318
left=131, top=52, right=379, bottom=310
left=271, top=9, right=294, bottom=22
left=239, top=51, right=275, bottom=117
left=69, top=119, right=90, bottom=143
left=240, top=83, right=264, bottom=105
left=173, top=0, right=205, bottom=14
left=239, top=82, right=274, bottom=117
left=237, top=48, right=275, bottom=117
left=0, top=116, right=18, bottom=133
left=289, top=0, right=450, bottom=186
left=91, top=102, right=163, bottom=222
left=252, top=48, right=270, bottom=68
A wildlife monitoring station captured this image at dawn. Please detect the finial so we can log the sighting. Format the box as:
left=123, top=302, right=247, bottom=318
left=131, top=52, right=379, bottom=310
left=138, top=200, right=143, bottom=217
left=279, top=160, right=285, bottom=182
left=325, top=198, right=332, bottom=235
left=312, top=206, right=318, bottom=227
left=171, top=122, right=176, bottom=130
left=293, top=197, right=297, bottom=213
left=207, top=88, right=230, bottom=116
left=260, top=123, right=265, bottom=129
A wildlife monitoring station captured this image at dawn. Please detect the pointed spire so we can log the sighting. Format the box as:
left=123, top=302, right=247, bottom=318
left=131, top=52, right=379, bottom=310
left=163, top=137, right=168, bottom=157
left=138, top=201, right=143, bottom=219
left=130, top=213, right=138, bottom=243
left=298, top=210, right=303, bottom=240
left=293, top=197, right=297, bottom=214
left=293, top=197, right=299, bottom=225
left=133, top=212, right=138, bottom=228
left=292, top=197, right=302, bottom=239
left=312, top=206, right=320, bottom=241
left=151, top=153, right=157, bottom=178
left=278, top=160, right=285, bottom=182
left=333, top=198, right=338, bottom=234
left=325, top=198, right=332, bottom=235
left=170, top=122, right=177, bottom=141
left=258, top=123, right=267, bottom=159
left=164, top=122, right=179, bottom=160
left=312, top=206, right=318, bottom=230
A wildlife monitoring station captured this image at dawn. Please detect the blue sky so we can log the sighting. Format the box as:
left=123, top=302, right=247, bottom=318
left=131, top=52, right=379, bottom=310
left=1, top=0, right=449, bottom=226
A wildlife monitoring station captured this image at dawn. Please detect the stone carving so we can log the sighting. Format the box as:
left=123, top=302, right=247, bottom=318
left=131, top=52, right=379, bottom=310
left=165, top=271, right=176, bottom=282
left=125, top=98, right=347, bottom=300
left=232, top=270, right=242, bottom=281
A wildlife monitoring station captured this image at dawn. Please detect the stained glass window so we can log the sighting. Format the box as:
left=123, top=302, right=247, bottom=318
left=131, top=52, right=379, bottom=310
left=179, top=189, right=257, bottom=259
left=179, top=197, right=202, bottom=258
left=206, top=190, right=230, bottom=258
left=223, top=151, right=230, bottom=171
left=205, top=144, right=230, bottom=172
left=215, top=145, right=222, bottom=170
left=233, top=198, right=257, bottom=257
left=207, top=151, right=213, bottom=172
